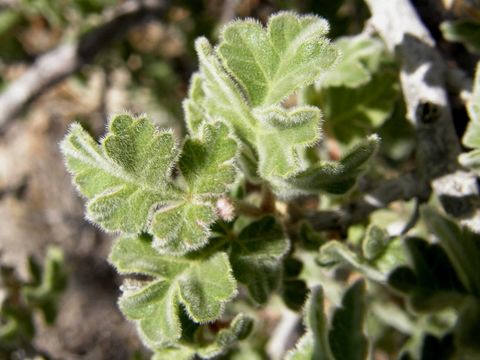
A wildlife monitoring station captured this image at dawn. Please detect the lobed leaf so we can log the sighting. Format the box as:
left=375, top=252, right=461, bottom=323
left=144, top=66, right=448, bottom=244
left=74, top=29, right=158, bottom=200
left=217, top=11, right=337, bottom=106
left=62, top=115, right=239, bottom=255
left=109, top=235, right=237, bottom=346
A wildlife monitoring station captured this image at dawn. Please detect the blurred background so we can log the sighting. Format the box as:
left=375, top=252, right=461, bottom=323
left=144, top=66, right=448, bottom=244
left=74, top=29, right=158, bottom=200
left=0, top=0, right=478, bottom=359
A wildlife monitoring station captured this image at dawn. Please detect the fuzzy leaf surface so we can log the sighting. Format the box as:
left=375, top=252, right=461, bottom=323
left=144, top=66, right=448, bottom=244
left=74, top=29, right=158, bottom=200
left=62, top=115, right=238, bottom=255
left=270, top=135, right=379, bottom=196
left=254, top=106, right=321, bottom=178
left=218, top=11, right=337, bottom=106
left=109, top=235, right=237, bottom=346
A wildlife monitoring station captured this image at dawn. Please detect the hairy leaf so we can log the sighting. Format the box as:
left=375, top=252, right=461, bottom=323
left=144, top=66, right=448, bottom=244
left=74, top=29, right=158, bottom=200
left=218, top=11, right=337, bottom=106
left=270, top=135, right=379, bottom=196
left=62, top=114, right=238, bottom=255
left=254, top=106, right=321, bottom=178
left=109, top=235, right=237, bottom=346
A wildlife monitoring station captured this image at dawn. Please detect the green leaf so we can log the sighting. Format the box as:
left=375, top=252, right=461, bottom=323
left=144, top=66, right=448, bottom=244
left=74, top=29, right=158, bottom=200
left=305, top=68, right=398, bottom=143
left=286, top=286, right=334, bottom=360
left=109, top=235, right=237, bottom=346
left=218, top=12, right=337, bottom=106
left=441, top=20, right=480, bottom=54
left=194, top=38, right=257, bottom=145
left=460, top=62, right=480, bottom=174
left=271, top=135, right=379, bottom=196
left=229, top=215, right=289, bottom=304
left=319, top=35, right=385, bottom=89
left=387, top=237, right=468, bottom=312
left=318, top=225, right=405, bottom=282
left=329, top=280, right=368, bottom=360
left=62, top=114, right=239, bottom=255
left=255, top=106, right=321, bottom=178
left=22, top=246, right=66, bottom=324
left=361, top=225, right=389, bottom=261
left=422, top=208, right=480, bottom=297
left=152, top=313, right=254, bottom=360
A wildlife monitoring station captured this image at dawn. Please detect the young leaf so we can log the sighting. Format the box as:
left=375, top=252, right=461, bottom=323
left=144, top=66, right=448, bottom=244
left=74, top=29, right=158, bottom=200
left=254, top=106, right=321, bottom=178
left=217, top=12, right=337, bottom=106
left=270, top=135, right=379, bottom=196
left=22, top=246, right=67, bottom=324
left=229, top=215, right=289, bottom=304
left=62, top=114, right=239, bottom=255
left=109, top=234, right=237, bottom=346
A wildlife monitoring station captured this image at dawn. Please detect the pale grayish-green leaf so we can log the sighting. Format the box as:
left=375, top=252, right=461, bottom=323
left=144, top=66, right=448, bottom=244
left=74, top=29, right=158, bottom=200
left=109, top=235, right=237, bottom=346
left=255, top=106, right=321, bottom=178
left=319, top=34, right=385, bottom=88
left=62, top=114, right=239, bottom=256
left=217, top=11, right=337, bottom=106
left=270, top=135, right=379, bottom=197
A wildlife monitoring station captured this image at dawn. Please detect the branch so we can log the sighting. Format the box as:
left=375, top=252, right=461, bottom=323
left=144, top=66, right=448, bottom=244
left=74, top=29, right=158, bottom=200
left=0, top=0, right=170, bottom=130
left=364, top=0, right=480, bottom=231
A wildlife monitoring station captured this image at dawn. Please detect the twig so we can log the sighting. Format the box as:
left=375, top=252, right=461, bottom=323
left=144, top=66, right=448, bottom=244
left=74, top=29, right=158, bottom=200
left=0, top=0, right=170, bottom=130
left=364, top=0, right=480, bottom=230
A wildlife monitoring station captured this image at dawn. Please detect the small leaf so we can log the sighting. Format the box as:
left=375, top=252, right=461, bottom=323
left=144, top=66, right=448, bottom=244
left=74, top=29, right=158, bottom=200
left=286, top=286, right=334, bottom=360
left=387, top=237, right=467, bottom=312
left=271, top=135, right=379, bottom=196
left=218, top=12, right=337, bottom=106
left=109, top=235, right=237, bottom=345
left=362, top=225, right=389, bottom=261
left=319, top=34, right=385, bottom=88
left=441, top=20, right=480, bottom=54
left=422, top=208, right=480, bottom=297
left=229, top=215, right=289, bottom=304
left=329, top=280, right=368, bottom=360
left=306, top=68, right=398, bottom=143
